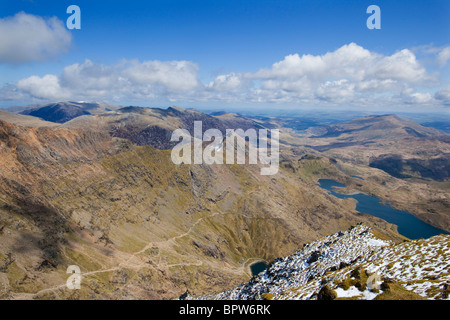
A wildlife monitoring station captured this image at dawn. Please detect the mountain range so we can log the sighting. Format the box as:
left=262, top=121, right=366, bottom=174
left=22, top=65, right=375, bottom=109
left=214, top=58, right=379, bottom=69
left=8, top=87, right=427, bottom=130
left=0, top=102, right=448, bottom=300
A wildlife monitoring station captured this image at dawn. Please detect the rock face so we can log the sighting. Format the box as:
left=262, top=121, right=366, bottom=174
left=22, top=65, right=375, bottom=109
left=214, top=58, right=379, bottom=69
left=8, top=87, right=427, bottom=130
left=190, top=224, right=449, bottom=300
left=68, top=106, right=260, bottom=150
left=317, top=285, right=337, bottom=300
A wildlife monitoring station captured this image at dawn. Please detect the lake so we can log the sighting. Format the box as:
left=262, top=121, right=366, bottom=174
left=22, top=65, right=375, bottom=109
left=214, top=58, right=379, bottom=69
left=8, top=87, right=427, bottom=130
left=318, top=179, right=449, bottom=239
left=250, top=261, right=268, bottom=276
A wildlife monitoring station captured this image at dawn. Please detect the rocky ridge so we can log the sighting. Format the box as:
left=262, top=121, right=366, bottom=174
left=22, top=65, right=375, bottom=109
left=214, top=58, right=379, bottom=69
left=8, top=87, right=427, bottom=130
left=188, top=224, right=450, bottom=300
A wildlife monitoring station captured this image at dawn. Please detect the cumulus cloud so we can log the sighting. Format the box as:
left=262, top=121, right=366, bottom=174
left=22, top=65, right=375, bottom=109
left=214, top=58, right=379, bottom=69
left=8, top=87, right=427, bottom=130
left=0, top=83, right=26, bottom=101
left=316, top=80, right=355, bottom=102
left=251, top=43, right=441, bottom=107
left=437, top=47, right=450, bottom=66
left=412, top=44, right=450, bottom=66
left=405, top=91, right=434, bottom=104
left=0, top=12, right=72, bottom=64
left=0, top=42, right=447, bottom=108
left=123, top=60, right=200, bottom=92
left=7, top=59, right=201, bottom=102
left=435, top=85, right=450, bottom=105
left=255, top=43, right=429, bottom=86
left=17, top=74, right=70, bottom=100
left=232, top=43, right=438, bottom=107
left=368, top=49, right=428, bottom=82
left=60, top=60, right=124, bottom=98
left=207, top=72, right=247, bottom=92
left=254, top=43, right=377, bottom=82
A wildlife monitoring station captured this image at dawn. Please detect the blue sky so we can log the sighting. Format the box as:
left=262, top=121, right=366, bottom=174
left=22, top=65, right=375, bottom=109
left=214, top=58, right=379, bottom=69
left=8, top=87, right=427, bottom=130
left=0, top=0, right=449, bottom=111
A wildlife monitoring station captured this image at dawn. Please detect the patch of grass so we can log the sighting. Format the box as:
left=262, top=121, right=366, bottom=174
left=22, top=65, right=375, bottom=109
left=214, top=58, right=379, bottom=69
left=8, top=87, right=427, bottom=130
left=116, top=233, right=147, bottom=253
left=7, top=262, right=43, bottom=293
left=262, top=293, right=275, bottom=300
left=64, top=248, right=102, bottom=272
left=294, top=159, right=336, bottom=181
left=337, top=278, right=359, bottom=290
left=375, top=283, right=427, bottom=300
left=86, top=270, right=115, bottom=285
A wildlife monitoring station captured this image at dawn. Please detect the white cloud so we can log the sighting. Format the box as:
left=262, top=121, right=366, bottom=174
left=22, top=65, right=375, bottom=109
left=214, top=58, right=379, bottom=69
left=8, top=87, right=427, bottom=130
left=207, top=72, right=250, bottom=92
left=409, top=92, right=433, bottom=104
left=16, top=74, right=70, bottom=100
left=123, top=60, right=200, bottom=92
left=398, top=87, right=435, bottom=105
left=356, top=79, right=397, bottom=92
left=255, top=43, right=429, bottom=86
left=1, top=42, right=447, bottom=109
left=0, top=12, right=72, bottom=64
left=0, top=84, right=26, bottom=101
left=435, top=85, right=450, bottom=105
left=316, top=79, right=355, bottom=102
left=254, top=43, right=373, bottom=81
left=60, top=59, right=124, bottom=98
left=412, top=45, right=450, bottom=67
left=437, top=47, right=450, bottom=66
left=255, top=53, right=327, bottom=80
left=369, top=49, right=428, bottom=82
left=8, top=59, right=201, bottom=102
left=239, top=43, right=438, bottom=107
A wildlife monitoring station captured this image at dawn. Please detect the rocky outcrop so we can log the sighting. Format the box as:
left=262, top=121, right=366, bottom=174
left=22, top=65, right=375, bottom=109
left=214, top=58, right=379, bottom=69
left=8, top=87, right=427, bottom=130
left=192, top=225, right=450, bottom=300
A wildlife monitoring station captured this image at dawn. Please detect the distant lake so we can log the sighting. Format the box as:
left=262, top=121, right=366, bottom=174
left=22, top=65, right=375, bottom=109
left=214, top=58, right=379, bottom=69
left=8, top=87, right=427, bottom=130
left=250, top=261, right=268, bottom=276
left=318, top=179, right=449, bottom=239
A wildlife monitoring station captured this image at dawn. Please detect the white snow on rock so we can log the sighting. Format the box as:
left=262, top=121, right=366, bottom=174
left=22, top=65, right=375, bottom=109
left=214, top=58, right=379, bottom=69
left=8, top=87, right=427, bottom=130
left=187, top=224, right=450, bottom=300
left=335, top=286, right=378, bottom=300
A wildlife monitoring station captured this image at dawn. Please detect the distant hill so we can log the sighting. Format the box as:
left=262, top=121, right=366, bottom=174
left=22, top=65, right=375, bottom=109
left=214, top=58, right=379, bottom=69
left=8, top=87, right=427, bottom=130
left=0, top=110, right=59, bottom=128
left=21, top=102, right=90, bottom=123
left=306, top=114, right=445, bottom=141
left=292, top=114, right=450, bottom=181
left=2, top=104, right=40, bottom=113
left=420, top=121, right=450, bottom=133
left=18, top=101, right=121, bottom=123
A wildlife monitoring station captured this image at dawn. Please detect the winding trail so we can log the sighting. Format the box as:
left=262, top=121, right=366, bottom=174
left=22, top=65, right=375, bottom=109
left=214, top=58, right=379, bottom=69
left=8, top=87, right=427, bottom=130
left=8, top=210, right=254, bottom=300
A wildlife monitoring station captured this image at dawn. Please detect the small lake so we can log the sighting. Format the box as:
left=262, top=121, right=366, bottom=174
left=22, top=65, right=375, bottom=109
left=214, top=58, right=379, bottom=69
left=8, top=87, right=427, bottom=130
left=318, top=179, right=449, bottom=239
left=250, top=261, right=268, bottom=276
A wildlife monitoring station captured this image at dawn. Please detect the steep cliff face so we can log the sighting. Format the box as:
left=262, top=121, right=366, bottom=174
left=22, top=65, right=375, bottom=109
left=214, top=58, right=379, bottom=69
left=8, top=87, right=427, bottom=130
left=0, top=118, right=400, bottom=300
left=190, top=224, right=449, bottom=300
